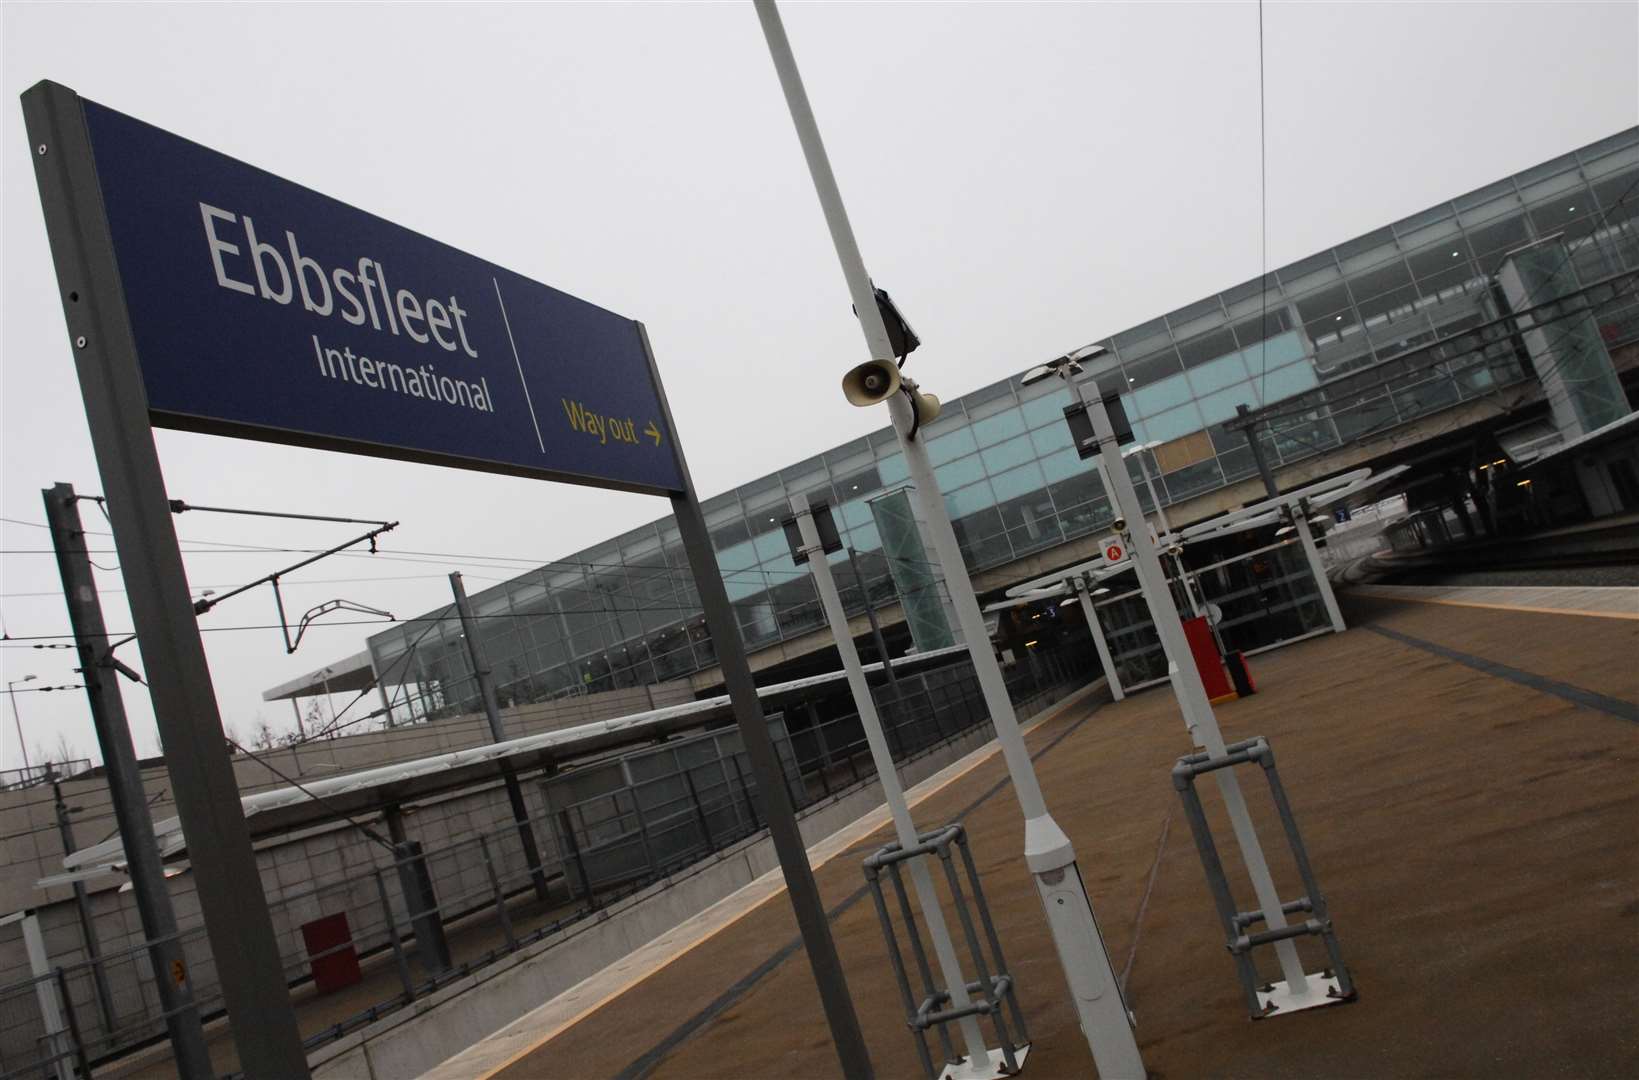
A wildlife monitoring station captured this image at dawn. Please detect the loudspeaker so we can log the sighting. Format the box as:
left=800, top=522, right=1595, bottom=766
left=841, top=359, right=902, bottom=407
left=908, top=386, right=941, bottom=425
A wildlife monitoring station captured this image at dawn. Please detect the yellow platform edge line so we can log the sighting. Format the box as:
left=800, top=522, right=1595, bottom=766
left=466, top=682, right=1104, bottom=1080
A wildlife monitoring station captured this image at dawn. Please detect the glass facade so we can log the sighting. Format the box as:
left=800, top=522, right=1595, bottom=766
left=369, top=128, right=1639, bottom=724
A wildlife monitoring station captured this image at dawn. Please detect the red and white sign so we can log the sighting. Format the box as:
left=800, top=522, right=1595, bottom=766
left=1100, top=535, right=1125, bottom=563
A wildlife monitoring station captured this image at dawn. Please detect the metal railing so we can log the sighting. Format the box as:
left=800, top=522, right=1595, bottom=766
left=0, top=649, right=1092, bottom=1075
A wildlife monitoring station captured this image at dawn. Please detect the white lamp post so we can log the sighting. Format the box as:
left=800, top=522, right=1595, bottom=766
left=753, top=5, right=1144, bottom=1075
left=7, top=675, right=39, bottom=772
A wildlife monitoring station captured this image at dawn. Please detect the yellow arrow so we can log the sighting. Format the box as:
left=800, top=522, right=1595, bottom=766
left=644, top=421, right=662, bottom=447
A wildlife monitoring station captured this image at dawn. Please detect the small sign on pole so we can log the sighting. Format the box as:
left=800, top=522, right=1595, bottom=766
left=1099, top=535, right=1126, bottom=564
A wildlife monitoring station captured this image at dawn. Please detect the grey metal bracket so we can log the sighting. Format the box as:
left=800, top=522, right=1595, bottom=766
left=863, top=823, right=1031, bottom=1078
left=1171, top=736, right=1358, bottom=1018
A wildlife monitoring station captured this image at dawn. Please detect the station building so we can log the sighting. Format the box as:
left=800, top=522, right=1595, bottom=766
left=323, top=126, right=1639, bottom=727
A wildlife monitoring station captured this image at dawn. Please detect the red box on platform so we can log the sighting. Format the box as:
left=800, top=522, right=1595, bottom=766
left=1182, top=616, right=1236, bottom=702
left=301, top=912, right=362, bottom=994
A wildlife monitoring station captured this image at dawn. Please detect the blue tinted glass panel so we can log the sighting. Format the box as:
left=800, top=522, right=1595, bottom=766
left=1144, top=402, right=1205, bottom=441
left=1185, top=350, right=1251, bottom=395
left=1132, top=371, right=1193, bottom=417
left=878, top=452, right=908, bottom=485
left=980, top=433, right=1037, bottom=473
left=844, top=521, right=881, bottom=552
left=925, top=427, right=979, bottom=465
left=945, top=480, right=996, bottom=519
left=1242, top=329, right=1306, bottom=377
left=935, top=454, right=986, bottom=489
left=990, top=462, right=1047, bottom=502
left=837, top=498, right=875, bottom=529
left=716, top=538, right=758, bottom=573
left=1264, top=360, right=1321, bottom=401
left=1030, top=422, right=1072, bottom=456
left=1197, top=383, right=1259, bottom=427
left=1039, top=446, right=1094, bottom=483
left=971, top=407, right=1026, bottom=448
left=752, top=527, right=790, bottom=563
left=1020, top=388, right=1073, bottom=428
left=723, top=574, right=763, bottom=602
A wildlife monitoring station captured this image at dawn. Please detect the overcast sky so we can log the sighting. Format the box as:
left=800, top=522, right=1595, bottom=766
left=3, top=1, right=1635, bottom=770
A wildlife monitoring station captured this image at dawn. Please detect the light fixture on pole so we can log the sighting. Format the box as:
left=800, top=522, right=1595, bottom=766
left=7, top=675, right=39, bottom=772
left=754, top=5, right=1144, bottom=1074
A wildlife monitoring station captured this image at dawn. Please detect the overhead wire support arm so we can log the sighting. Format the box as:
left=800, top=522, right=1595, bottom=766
left=190, top=520, right=399, bottom=652
left=167, top=500, right=393, bottom=528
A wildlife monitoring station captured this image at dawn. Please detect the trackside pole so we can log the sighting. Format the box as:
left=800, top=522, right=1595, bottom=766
left=792, top=495, right=999, bottom=1076
left=1079, top=386, right=1313, bottom=1000
left=752, top=5, right=1145, bottom=1074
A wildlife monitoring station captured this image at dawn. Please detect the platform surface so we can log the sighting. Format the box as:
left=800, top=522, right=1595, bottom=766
left=471, top=588, right=1638, bottom=1079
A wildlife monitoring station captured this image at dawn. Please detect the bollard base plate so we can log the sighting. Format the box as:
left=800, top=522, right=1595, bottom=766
left=1256, top=973, right=1347, bottom=1018
left=938, top=1043, right=1031, bottom=1079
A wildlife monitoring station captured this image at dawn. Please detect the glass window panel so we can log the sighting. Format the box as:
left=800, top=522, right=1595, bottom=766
left=972, top=407, right=1027, bottom=448
left=1407, top=234, right=1479, bottom=295
left=1122, top=348, right=1184, bottom=391
left=1143, top=401, right=1205, bottom=442
left=990, top=461, right=1047, bottom=503
left=980, top=432, right=1037, bottom=473
left=1159, top=456, right=1224, bottom=501
left=1263, top=361, right=1321, bottom=402
left=715, top=537, right=758, bottom=573
left=1335, top=227, right=1399, bottom=273
left=1131, top=370, right=1193, bottom=417
left=1030, top=421, right=1073, bottom=456
left=833, top=464, right=882, bottom=500
left=878, top=452, right=909, bottom=485
left=1217, top=445, right=1256, bottom=481
left=1186, top=350, right=1251, bottom=396
left=843, top=520, right=881, bottom=553
left=1229, top=307, right=1292, bottom=349
left=1592, top=169, right=1639, bottom=227
left=1019, top=386, right=1073, bottom=428
left=946, top=480, right=997, bottom=520
left=1193, top=380, right=1252, bottom=426
left=1112, top=316, right=1171, bottom=358
left=934, top=453, right=986, bottom=490
left=1275, top=249, right=1340, bottom=293
left=1176, top=327, right=1238, bottom=370
left=1040, top=446, right=1093, bottom=484
left=1529, top=184, right=1599, bottom=244
left=924, top=426, right=978, bottom=466
left=753, top=527, right=791, bottom=564
left=837, top=497, right=875, bottom=530
left=1466, top=211, right=1531, bottom=274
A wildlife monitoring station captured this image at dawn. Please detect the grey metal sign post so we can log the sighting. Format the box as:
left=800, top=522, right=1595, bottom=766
left=24, top=83, right=309, bottom=1077
left=752, top=5, right=1144, bottom=1075
left=23, top=78, right=869, bottom=1078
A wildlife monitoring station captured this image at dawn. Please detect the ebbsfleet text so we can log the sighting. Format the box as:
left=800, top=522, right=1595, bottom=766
left=200, top=202, right=493, bottom=413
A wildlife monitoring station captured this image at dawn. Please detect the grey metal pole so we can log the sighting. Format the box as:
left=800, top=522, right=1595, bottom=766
left=751, top=7, right=1143, bottom=1073
left=41, top=483, right=212, bottom=1078
left=1071, top=575, right=1124, bottom=702
left=1083, top=387, right=1313, bottom=999
left=636, top=325, right=872, bottom=1079
left=1292, top=513, right=1346, bottom=634
left=794, top=496, right=992, bottom=1069
left=450, top=572, right=551, bottom=903
left=1236, top=404, right=1280, bottom=498
left=845, top=546, right=898, bottom=690
left=24, top=82, right=310, bottom=1078
left=49, top=773, right=118, bottom=1034
left=8, top=678, right=35, bottom=773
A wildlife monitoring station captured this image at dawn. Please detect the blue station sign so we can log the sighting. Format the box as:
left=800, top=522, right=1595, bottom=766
left=74, top=98, right=684, bottom=494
